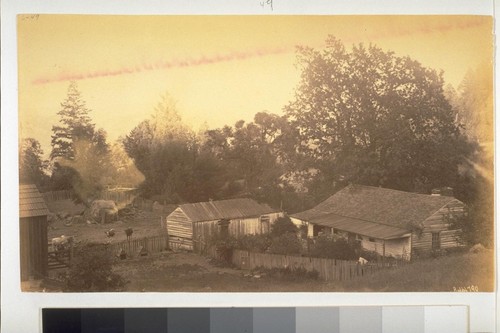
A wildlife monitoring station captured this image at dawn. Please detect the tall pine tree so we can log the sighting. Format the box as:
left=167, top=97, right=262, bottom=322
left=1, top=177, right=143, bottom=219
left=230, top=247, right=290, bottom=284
left=51, top=81, right=95, bottom=160
left=50, top=81, right=111, bottom=203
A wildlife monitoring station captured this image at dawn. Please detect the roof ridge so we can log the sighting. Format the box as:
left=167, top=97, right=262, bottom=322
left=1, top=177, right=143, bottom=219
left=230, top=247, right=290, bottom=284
left=310, top=211, right=411, bottom=231
left=350, top=184, right=456, bottom=200
left=179, top=197, right=251, bottom=207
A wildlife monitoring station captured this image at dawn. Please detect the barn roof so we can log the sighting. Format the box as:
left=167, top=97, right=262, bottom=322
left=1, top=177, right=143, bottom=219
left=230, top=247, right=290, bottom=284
left=19, top=184, right=50, bottom=218
left=292, top=184, right=461, bottom=230
left=309, top=213, right=411, bottom=240
left=178, top=198, right=279, bottom=222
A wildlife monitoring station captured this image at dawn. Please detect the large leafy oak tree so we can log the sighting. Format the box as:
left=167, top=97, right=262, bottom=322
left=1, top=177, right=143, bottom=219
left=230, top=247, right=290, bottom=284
left=285, top=36, right=474, bottom=195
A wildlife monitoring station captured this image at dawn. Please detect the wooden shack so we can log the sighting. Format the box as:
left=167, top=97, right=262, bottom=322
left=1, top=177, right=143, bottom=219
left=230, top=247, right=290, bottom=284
left=19, top=184, right=49, bottom=281
left=291, top=185, right=465, bottom=260
left=166, top=198, right=283, bottom=251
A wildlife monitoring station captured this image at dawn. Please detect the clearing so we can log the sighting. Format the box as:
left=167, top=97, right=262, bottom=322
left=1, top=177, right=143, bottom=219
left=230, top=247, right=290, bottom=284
left=45, top=199, right=494, bottom=292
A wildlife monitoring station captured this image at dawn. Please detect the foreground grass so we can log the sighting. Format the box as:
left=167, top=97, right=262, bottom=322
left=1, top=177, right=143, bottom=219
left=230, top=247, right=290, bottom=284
left=113, top=250, right=494, bottom=292
left=332, top=250, right=494, bottom=292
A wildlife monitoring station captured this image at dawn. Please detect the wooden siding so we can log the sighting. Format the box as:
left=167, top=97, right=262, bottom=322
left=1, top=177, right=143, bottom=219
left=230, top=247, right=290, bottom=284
left=412, top=199, right=465, bottom=254
left=166, top=207, right=193, bottom=240
left=363, top=237, right=411, bottom=259
left=20, top=216, right=48, bottom=281
left=167, top=208, right=283, bottom=252
left=192, top=212, right=283, bottom=243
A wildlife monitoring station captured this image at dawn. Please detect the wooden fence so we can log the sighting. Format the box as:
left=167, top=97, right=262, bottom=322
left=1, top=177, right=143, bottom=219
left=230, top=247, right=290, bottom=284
left=106, top=234, right=170, bottom=257
left=47, top=248, right=73, bottom=270
left=100, top=189, right=137, bottom=207
left=42, top=190, right=73, bottom=202
left=229, top=249, right=401, bottom=281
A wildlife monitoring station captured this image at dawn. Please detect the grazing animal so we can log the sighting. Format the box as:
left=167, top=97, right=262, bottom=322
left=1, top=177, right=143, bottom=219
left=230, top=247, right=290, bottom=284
left=125, top=228, right=133, bottom=240
left=105, top=229, right=115, bottom=238
left=51, top=235, right=73, bottom=251
left=358, top=257, right=368, bottom=265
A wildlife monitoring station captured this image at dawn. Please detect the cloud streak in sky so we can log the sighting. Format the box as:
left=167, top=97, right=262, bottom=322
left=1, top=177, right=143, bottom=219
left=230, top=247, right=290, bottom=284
left=32, top=46, right=293, bottom=85
left=31, top=17, right=487, bottom=85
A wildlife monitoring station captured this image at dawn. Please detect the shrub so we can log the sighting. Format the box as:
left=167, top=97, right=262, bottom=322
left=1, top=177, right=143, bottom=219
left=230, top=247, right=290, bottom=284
left=209, top=234, right=237, bottom=264
left=270, top=216, right=298, bottom=237
left=253, top=266, right=319, bottom=281
left=308, top=235, right=359, bottom=260
left=65, top=244, right=127, bottom=292
left=235, top=234, right=271, bottom=252
left=269, top=233, right=302, bottom=255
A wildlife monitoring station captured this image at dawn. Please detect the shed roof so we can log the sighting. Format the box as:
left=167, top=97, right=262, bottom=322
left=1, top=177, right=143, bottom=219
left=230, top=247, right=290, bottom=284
left=309, top=213, right=411, bottom=240
left=292, top=184, right=461, bottom=229
left=178, top=198, right=279, bottom=222
left=19, top=184, right=50, bottom=218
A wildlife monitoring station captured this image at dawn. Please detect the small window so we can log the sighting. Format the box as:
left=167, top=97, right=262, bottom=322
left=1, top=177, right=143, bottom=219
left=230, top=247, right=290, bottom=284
left=432, top=232, right=440, bottom=250
left=369, top=237, right=375, bottom=242
left=333, top=229, right=339, bottom=235
left=218, top=219, right=231, bottom=237
left=260, top=215, right=270, bottom=224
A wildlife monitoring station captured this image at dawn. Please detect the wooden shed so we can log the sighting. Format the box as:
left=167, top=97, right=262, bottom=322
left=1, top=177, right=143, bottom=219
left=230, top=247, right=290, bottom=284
left=291, top=185, right=465, bottom=260
left=19, top=184, right=49, bottom=281
left=166, top=198, right=283, bottom=251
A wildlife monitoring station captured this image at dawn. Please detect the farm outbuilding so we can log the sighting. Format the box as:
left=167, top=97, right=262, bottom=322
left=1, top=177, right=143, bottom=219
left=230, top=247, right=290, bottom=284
left=19, top=184, right=50, bottom=281
left=291, top=185, right=465, bottom=260
left=166, top=198, right=283, bottom=251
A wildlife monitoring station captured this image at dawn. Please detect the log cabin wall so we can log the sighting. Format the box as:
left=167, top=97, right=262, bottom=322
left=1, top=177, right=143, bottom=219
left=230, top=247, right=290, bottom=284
left=166, top=207, right=193, bottom=240
left=411, top=199, right=465, bottom=255
left=192, top=212, right=284, bottom=243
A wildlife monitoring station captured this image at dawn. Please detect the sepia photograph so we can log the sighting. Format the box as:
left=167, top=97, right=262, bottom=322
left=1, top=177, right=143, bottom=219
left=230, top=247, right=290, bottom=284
left=17, top=14, right=494, bottom=293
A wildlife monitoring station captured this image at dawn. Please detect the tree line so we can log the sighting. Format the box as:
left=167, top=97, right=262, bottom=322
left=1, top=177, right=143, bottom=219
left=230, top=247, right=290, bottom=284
left=19, top=36, right=493, bottom=246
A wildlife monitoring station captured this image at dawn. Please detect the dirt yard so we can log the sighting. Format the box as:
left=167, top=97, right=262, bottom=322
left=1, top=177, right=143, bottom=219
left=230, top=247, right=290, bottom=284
left=46, top=199, right=165, bottom=245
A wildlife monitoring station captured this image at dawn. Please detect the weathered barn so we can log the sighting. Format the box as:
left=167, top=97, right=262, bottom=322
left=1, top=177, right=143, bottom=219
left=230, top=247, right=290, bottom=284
left=291, top=185, right=465, bottom=260
left=166, top=198, right=283, bottom=251
left=19, top=184, right=49, bottom=281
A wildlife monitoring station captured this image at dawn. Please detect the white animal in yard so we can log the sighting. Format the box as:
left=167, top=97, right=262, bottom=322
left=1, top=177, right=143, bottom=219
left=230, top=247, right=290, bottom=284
left=51, top=235, right=73, bottom=251
left=105, top=229, right=115, bottom=238
left=358, top=257, right=368, bottom=265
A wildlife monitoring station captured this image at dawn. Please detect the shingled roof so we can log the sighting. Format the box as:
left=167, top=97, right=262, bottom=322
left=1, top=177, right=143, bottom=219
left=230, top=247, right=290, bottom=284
left=308, top=213, right=411, bottom=240
left=292, top=184, right=461, bottom=230
left=19, top=184, right=49, bottom=218
left=179, top=198, right=279, bottom=222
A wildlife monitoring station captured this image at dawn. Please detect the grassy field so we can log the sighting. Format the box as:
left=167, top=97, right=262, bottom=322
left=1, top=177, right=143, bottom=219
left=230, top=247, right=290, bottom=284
left=333, top=249, right=494, bottom=292
left=113, top=249, right=494, bottom=292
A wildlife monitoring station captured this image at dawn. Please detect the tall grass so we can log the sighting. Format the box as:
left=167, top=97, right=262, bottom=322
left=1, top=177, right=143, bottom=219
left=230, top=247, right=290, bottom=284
left=332, top=250, right=494, bottom=292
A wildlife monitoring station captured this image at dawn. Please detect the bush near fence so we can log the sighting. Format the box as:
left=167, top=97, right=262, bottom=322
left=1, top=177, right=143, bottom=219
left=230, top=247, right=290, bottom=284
left=228, top=249, right=402, bottom=281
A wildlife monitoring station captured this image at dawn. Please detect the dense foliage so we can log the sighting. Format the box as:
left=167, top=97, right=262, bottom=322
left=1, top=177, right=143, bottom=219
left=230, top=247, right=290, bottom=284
left=285, top=36, right=474, bottom=196
left=19, top=138, right=49, bottom=189
left=65, top=244, right=127, bottom=292
left=270, top=216, right=298, bottom=237
left=308, top=236, right=360, bottom=261
left=49, top=81, right=112, bottom=204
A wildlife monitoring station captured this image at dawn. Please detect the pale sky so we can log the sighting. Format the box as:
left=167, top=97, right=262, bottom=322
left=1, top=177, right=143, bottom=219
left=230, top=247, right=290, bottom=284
left=18, top=15, right=493, bottom=157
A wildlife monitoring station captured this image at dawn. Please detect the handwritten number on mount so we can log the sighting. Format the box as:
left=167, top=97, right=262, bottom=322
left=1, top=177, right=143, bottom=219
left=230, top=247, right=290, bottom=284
left=260, top=0, right=273, bottom=11
left=22, top=14, right=40, bottom=21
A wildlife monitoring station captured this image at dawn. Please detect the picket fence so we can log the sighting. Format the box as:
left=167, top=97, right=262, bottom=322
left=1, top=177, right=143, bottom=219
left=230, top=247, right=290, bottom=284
left=228, top=249, right=400, bottom=281
left=42, top=190, right=73, bottom=202
left=106, top=234, right=170, bottom=257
